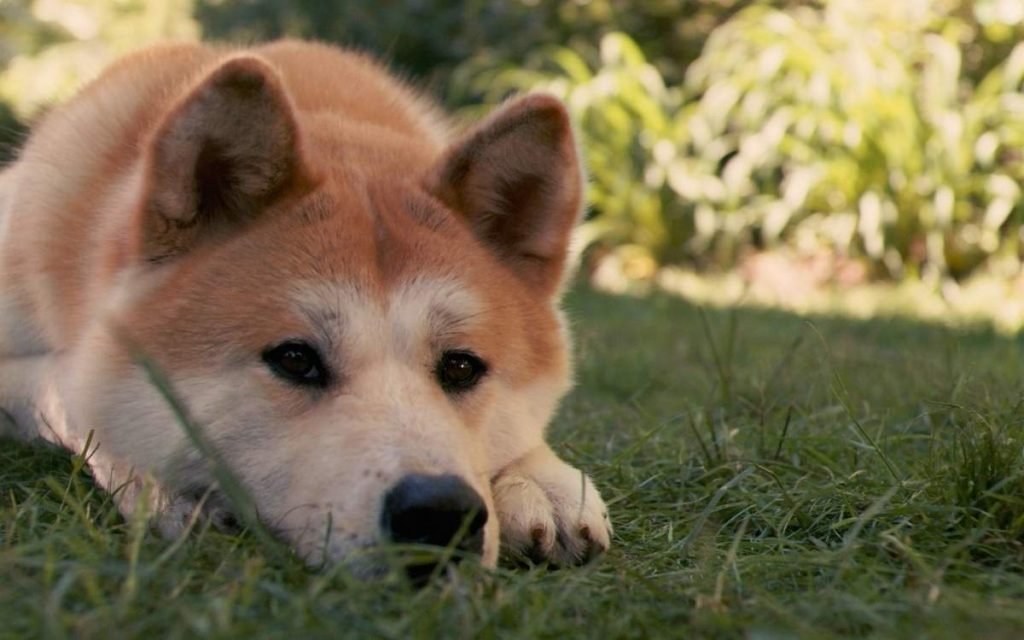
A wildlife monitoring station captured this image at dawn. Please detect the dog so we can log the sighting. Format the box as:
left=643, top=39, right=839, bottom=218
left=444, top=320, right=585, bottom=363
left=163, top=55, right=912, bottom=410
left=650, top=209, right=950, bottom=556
left=0, top=40, right=611, bottom=575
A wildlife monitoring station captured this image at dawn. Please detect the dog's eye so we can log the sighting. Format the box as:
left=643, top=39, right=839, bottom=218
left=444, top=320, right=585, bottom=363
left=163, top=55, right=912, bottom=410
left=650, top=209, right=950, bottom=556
left=436, top=350, right=487, bottom=393
left=262, top=341, right=328, bottom=387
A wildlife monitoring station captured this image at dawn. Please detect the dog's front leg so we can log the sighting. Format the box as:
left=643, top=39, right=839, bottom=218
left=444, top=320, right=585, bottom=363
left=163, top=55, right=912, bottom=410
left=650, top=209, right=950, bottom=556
left=492, top=444, right=611, bottom=566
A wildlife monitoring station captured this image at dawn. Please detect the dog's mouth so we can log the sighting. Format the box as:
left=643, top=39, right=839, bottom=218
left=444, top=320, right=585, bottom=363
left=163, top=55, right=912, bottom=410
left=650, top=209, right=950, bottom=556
left=177, top=484, right=244, bottom=534
left=172, top=473, right=489, bottom=584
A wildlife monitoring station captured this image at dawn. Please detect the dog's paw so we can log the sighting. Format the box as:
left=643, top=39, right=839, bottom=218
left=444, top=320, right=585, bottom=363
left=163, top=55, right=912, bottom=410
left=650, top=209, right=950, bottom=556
left=492, top=446, right=611, bottom=566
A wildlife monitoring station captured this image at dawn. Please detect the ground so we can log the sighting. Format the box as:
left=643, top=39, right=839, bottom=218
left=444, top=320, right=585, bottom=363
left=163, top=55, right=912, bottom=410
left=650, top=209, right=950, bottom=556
left=2, top=284, right=1024, bottom=638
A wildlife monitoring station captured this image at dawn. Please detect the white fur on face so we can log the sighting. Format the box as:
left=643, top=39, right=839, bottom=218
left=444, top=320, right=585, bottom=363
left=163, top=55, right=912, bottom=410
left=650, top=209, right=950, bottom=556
left=61, top=276, right=509, bottom=569
left=55, top=274, right=570, bottom=571
left=281, top=277, right=497, bottom=564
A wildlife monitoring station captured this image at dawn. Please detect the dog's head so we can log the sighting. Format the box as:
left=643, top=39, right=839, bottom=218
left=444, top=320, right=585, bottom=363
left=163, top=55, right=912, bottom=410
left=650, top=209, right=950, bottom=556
left=70, top=54, right=582, bottom=573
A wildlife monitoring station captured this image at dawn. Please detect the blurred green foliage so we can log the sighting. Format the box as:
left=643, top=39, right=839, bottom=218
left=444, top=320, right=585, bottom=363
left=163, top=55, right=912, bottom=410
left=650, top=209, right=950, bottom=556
left=463, top=0, right=1024, bottom=281
left=3, top=0, right=1024, bottom=282
left=195, top=0, right=754, bottom=92
left=0, top=100, right=25, bottom=165
left=0, top=0, right=197, bottom=120
left=677, top=0, right=1024, bottom=281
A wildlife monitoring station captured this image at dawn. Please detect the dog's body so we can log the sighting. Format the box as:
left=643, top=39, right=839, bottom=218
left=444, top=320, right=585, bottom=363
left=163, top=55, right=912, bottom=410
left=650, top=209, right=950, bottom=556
left=0, top=40, right=610, bottom=572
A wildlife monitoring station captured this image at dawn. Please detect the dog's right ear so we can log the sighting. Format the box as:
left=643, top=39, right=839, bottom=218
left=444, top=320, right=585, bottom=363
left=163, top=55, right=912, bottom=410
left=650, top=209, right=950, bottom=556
left=426, top=95, right=583, bottom=297
left=138, top=55, right=314, bottom=261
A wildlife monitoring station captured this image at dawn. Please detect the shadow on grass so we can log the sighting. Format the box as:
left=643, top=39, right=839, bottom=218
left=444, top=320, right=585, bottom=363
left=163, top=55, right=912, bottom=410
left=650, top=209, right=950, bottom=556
left=557, top=284, right=1024, bottom=635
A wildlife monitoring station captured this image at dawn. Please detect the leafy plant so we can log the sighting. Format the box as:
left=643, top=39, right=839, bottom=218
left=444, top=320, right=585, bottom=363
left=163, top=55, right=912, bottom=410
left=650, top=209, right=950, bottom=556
left=678, top=0, right=1024, bottom=280
left=460, top=0, right=1024, bottom=282
left=0, top=0, right=198, bottom=120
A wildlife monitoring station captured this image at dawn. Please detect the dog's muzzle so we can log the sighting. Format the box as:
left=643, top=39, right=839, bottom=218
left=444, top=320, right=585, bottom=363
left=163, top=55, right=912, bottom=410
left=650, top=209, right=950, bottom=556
left=381, top=473, right=488, bottom=582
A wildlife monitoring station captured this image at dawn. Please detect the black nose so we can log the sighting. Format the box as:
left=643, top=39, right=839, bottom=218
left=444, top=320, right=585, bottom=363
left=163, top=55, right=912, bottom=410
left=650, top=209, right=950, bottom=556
left=382, top=474, right=488, bottom=564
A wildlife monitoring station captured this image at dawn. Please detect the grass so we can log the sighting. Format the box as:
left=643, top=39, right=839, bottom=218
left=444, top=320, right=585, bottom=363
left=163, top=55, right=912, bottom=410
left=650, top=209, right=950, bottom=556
left=3, top=283, right=1024, bottom=638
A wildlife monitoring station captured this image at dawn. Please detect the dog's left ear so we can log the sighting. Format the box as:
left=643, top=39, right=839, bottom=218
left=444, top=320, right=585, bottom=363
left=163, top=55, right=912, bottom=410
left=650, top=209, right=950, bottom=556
left=427, top=95, right=583, bottom=296
left=140, top=55, right=315, bottom=261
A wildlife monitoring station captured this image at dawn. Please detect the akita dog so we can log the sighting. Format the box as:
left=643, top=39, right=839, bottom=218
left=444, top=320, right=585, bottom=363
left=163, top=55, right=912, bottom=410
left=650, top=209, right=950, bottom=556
left=0, top=40, right=611, bottom=574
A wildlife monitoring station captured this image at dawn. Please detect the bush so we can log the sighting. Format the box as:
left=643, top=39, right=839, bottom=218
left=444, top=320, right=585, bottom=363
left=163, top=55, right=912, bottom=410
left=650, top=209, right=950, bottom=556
left=462, top=0, right=1024, bottom=281
left=0, top=0, right=198, bottom=120
left=681, top=1, right=1024, bottom=280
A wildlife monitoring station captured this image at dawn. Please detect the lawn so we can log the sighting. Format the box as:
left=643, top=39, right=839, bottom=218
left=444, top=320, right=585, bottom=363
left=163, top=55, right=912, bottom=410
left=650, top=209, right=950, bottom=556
left=3, top=284, right=1024, bottom=639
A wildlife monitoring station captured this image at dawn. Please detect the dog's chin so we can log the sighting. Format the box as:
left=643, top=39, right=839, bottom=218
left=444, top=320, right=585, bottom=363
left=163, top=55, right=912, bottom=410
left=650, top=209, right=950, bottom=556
left=276, top=522, right=491, bottom=586
left=200, top=491, right=244, bottom=533
left=153, top=488, right=490, bottom=585
left=149, top=486, right=242, bottom=539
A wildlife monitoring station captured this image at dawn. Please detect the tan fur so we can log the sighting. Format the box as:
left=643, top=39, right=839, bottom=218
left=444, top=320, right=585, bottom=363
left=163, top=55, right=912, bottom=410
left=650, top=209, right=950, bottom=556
left=0, top=40, right=610, bottom=572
